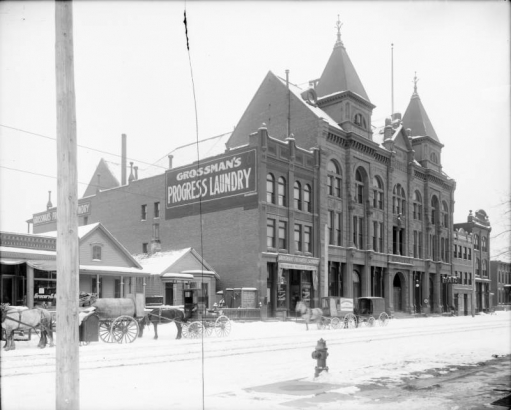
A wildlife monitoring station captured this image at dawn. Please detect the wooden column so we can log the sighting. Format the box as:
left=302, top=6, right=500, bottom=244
left=55, top=1, right=79, bottom=409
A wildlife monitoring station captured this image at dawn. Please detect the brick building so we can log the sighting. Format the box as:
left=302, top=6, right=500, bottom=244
left=490, top=260, right=511, bottom=309
left=451, top=227, right=475, bottom=315
left=31, top=22, right=486, bottom=318
left=453, top=209, right=492, bottom=312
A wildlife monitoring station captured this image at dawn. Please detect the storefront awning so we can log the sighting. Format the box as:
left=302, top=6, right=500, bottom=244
left=0, top=259, right=26, bottom=265
left=161, top=272, right=194, bottom=281
left=278, top=262, right=318, bottom=271
left=27, top=260, right=57, bottom=271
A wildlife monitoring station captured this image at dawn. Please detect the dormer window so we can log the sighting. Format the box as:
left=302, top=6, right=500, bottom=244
left=354, top=113, right=367, bottom=129
left=430, top=152, right=438, bottom=164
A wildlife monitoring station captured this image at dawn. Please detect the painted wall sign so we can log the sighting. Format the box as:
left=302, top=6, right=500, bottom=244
left=33, top=202, right=92, bottom=226
left=165, top=150, right=257, bottom=219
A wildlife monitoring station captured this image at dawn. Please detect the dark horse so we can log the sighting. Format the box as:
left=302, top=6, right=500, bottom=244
left=138, top=308, right=187, bottom=340
left=1, top=304, right=54, bottom=351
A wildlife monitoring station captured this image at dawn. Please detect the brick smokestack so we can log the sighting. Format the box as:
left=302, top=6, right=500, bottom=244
left=121, top=134, right=127, bottom=185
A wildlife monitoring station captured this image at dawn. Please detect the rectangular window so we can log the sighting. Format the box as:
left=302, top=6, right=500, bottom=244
left=418, top=205, right=422, bottom=221
left=336, top=212, right=342, bottom=246
left=413, top=203, right=417, bottom=220
left=92, top=245, right=102, bottom=261
left=294, top=224, right=302, bottom=252
left=469, top=273, right=472, bottom=286
left=154, top=202, right=160, bottom=218
left=463, top=247, right=467, bottom=259
left=267, top=219, right=276, bottom=248
left=327, top=175, right=333, bottom=196
left=153, top=223, right=160, bottom=240
left=413, top=230, right=418, bottom=258
left=278, top=220, right=287, bottom=249
left=304, top=226, right=312, bottom=253
left=91, top=277, right=102, bottom=297
left=141, top=204, right=147, bottom=221
left=353, top=216, right=358, bottom=248
left=142, top=243, right=148, bottom=254
left=419, top=232, right=423, bottom=258
left=358, top=218, right=364, bottom=249
left=373, top=221, right=378, bottom=251
left=328, top=211, right=334, bottom=245
left=114, top=279, right=121, bottom=298
left=335, top=178, right=341, bottom=198
left=468, top=248, right=472, bottom=260
left=357, top=185, right=363, bottom=204
left=379, top=222, right=384, bottom=253
left=83, top=216, right=88, bottom=225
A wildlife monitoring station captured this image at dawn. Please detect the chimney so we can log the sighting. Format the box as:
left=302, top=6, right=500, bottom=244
left=128, top=162, right=134, bottom=183
left=168, top=155, right=173, bottom=169
left=46, top=191, right=53, bottom=210
left=121, top=134, right=127, bottom=186
left=384, top=117, right=393, bottom=140
left=391, top=112, right=402, bottom=125
left=134, top=166, right=138, bottom=180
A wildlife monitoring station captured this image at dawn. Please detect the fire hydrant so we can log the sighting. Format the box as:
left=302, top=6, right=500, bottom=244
left=311, top=338, right=329, bottom=378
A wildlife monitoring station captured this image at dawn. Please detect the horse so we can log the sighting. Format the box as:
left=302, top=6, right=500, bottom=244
left=138, top=307, right=187, bottom=340
left=1, top=305, right=54, bottom=351
left=295, top=300, right=323, bottom=331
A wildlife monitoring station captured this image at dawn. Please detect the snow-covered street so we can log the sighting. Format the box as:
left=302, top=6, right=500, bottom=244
left=1, top=312, right=510, bottom=410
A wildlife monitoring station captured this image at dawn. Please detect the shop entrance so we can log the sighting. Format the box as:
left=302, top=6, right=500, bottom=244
left=393, top=273, right=403, bottom=312
left=1, top=264, right=26, bottom=306
left=165, top=283, right=174, bottom=305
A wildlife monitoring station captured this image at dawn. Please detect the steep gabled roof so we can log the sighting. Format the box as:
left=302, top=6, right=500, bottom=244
left=314, top=38, right=370, bottom=103
left=402, top=88, right=439, bottom=142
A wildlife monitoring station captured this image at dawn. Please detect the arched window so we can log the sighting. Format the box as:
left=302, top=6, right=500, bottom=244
left=413, top=191, right=423, bottom=220
left=294, top=181, right=302, bottom=210
left=430, top=152, right=438, bottom=164
left=482, top=236, right=487, bottom=252
left=442, top=201, right=449, bottom=227
left=266, top=173, right=275, bottom=204
left=327, top=160, right=342, bottom=198
left=476, top=258, right=481, bottom=276
left=304, top=184, right=312, bottom=212
left=474, top=234, right=480, bottom=250
left=355, top=168, right=365, bottom=204
left=483, top=259, right=488, bottom=277
left=372, top=176, right=384, bottom=209
left=393, top=184, right=406, bottom=214
left=278, top=177, right=286, bottom=206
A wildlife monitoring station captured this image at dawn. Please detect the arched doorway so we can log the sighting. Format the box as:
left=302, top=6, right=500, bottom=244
left=393, top=273, right=403, bottom=312
left=353, top=271, right=361, bottom=300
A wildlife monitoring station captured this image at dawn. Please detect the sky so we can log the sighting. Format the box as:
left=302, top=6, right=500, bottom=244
left=1, top=313, right=510, bottom=409
left=0, top=1, right=510, bottom=258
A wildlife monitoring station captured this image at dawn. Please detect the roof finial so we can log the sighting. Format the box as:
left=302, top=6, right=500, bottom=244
left=413, top=71, right=419, bottom=95
left=335, top=15, right=343, bottom=45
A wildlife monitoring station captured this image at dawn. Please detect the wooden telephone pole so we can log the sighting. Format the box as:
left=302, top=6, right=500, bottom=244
left=55, top=1, right=80, bottom=408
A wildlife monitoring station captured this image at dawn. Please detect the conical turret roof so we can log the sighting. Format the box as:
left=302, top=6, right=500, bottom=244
left=402, top=78, right=439, bottom=142
left=314, top=29, right=370, bottom=103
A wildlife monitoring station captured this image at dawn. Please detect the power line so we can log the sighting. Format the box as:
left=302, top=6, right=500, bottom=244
left=0, top=123, right=168, bottom=171
left=0, top=164, right=163, bottom=202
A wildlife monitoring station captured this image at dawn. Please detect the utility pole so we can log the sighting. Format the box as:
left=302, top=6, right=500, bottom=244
left=55, top=1, right=79, bottom=409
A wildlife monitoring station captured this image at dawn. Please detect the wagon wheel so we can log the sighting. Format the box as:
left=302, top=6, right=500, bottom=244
left=344, top=313, right=357, bottom=329
left=111, top=316, right=139, bottom=344
left=181, top=322, right=190, bottom=339
left=99, top=320, right=116, bottom=343
left=187, top=321, right=204, bottom=338
left=330, top=317, right=342, bottom=329
left=215, top=315, right=231, bottom=337
left=367, top=316, right=376, bottom=327
left=203, top=321, right=214, bottom=337
left=378, top=312, right=390, bottom=327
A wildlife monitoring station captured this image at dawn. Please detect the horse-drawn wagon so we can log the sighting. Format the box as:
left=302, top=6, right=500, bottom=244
left=79, top=293, right=146, bottom=344
left=354, top=297, right=390, bottom=327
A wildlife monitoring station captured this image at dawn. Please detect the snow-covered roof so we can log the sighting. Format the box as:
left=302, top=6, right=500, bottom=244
left=135, top=248, right=192, bottom=275
left=140, top=132, right=232, bottom=178
left=34, top=223, right=99, bottom=239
